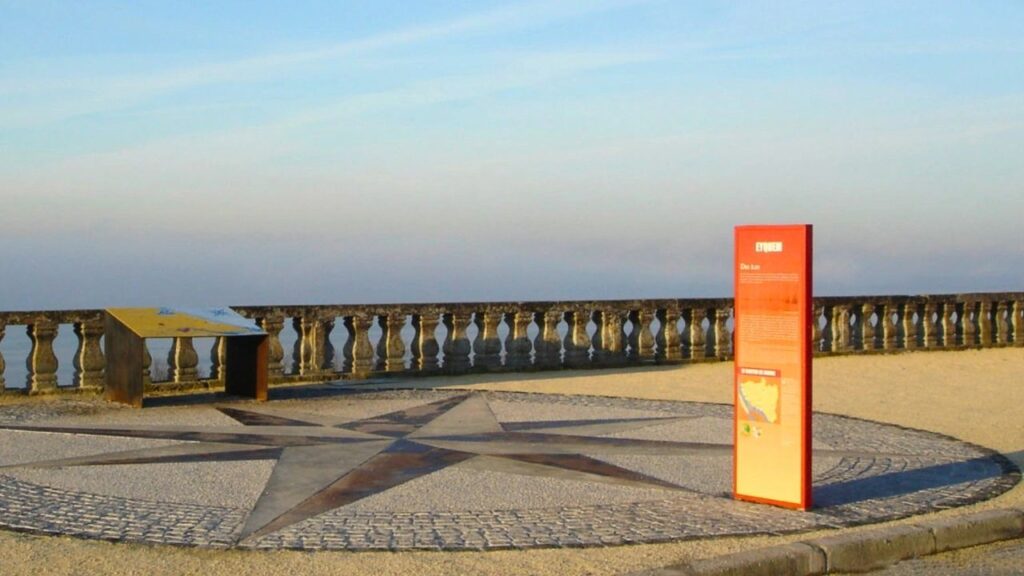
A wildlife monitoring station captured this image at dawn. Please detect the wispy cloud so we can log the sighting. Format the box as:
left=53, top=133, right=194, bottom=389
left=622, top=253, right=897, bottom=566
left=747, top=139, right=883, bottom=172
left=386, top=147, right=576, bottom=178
left=0, top=0, right=649, bottom=127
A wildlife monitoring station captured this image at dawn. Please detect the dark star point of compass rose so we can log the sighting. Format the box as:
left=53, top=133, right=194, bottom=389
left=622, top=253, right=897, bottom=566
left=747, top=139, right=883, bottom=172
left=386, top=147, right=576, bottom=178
left=0, top=393, right=731, bottom=543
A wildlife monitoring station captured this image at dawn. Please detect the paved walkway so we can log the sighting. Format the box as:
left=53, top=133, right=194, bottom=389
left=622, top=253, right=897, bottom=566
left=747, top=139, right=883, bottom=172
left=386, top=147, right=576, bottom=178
left=0, top=388, right=1014, bottom=551
left=0, top=348, right=1020, bottom=575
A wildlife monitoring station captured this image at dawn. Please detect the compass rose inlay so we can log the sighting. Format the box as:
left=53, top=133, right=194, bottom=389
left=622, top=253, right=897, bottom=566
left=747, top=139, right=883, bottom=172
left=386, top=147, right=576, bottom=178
left=0, top=393, right=724, bottom=543
left=0, top=390, right=1015, bottom=550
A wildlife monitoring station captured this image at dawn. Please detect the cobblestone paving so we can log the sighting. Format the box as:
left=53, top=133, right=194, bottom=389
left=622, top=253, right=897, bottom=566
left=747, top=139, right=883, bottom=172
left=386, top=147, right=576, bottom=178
left=0, top=389, right=1017, bottom=550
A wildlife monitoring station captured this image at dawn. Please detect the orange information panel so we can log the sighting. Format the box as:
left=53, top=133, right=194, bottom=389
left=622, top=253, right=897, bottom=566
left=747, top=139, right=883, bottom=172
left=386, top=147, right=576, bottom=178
left=734, top=225, right=812, bottom=510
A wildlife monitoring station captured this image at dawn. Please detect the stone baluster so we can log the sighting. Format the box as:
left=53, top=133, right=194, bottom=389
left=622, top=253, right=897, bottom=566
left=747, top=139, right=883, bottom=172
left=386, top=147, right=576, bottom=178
left=293, top=316, right=326, bottom=376
left=880, top=304, right=897, bottom=351
left=901, top=302, right=919, bottom=349
left=382, top=314, right=406, bottom=372
left=536, top=310, right=563, bottom=368
left=1014, top=301, right=1024, bottom=347
left=597, top=310, right=624, bottom=366
left=564, top=310, right=591, bottom=368
left=657, top=308, right=682, bottom=362
left=830, top=305, right=851, bottom=353
left=210, top=337, right=227, bottom=381
left=412, top=314, right=440, bottom=372
left=922, top=302, right=938, bottom=348
left=0, top=323, right=6, bottom=390
left=978, top=301, right=993, bottom=346
left=373, top=316, right=388, bottom=372
left=811, top=305, right=825, bottom=352
left=713, top=307, right=731, bottom=359
left=507, top=311, right=535, bottom=370
left=349, top=315, right=375, bottom=376
left=321, top=319, right=336, bottom=371
left=940, top=302, right=957, bottom=347
left=256, top=316, right=285, bottom=379
left=625, top=311, right=640, bottom=362
left=995, top=302, right=1010, bottom=345
left=637, top=309, right=657, bottom=362
left=167, top=337, right=199, bottom=384
left=72, top=320, right=105, bottom=390
left=861, top=304, right=876, bottom=351
left=688, top=308, right=707, bottom=360
left=410, top=314, right=423, bottom=371
left=960, top=301, right=976, bottom=347
left=473, top=311, right=503, bottom=370
left=442, top=313, right=472, bottom=373
left=340, top=317, right=355, bottom=373
left=26, top=320, right=59, bottom=392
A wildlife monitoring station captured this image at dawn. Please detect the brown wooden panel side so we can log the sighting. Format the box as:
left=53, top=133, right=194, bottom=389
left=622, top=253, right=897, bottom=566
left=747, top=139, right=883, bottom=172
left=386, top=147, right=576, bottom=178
left=104, top=313, right=144, bottom=407
left=225, top=334, right=268, bottom=401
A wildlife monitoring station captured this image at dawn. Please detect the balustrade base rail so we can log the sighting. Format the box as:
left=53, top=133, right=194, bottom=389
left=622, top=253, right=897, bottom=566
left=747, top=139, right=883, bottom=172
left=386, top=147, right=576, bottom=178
left=0, top=293, right=1020, bottom=397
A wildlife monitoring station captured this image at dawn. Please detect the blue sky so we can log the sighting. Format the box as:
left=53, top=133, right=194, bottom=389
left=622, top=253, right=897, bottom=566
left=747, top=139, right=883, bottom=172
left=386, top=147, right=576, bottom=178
left=1, top=1, right=1022, bottom=309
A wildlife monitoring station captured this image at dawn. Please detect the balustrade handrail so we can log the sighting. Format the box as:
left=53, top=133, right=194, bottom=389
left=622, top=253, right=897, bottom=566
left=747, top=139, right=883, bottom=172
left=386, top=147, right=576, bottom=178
left=1, top=292, right=1021, bottom=396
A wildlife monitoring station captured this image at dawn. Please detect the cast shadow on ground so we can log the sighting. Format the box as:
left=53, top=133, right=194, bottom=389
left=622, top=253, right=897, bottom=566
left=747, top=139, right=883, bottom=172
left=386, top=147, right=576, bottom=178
left=813, top=450, right=1022, bottom=508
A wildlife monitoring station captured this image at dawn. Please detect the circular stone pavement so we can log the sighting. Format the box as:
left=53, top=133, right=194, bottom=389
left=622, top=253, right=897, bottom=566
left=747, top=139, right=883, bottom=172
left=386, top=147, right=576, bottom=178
left=0, top=388, right=1017, bottom=550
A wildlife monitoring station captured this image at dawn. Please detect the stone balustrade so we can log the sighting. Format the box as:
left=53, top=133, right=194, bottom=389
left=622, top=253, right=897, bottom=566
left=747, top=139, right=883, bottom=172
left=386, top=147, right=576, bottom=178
left=0, top=293, right=1021, bottom=395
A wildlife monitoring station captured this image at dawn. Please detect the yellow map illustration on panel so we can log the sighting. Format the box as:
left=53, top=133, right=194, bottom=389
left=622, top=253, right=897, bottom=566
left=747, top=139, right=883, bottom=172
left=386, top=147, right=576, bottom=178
left=738, top=378, right=780, bottom=424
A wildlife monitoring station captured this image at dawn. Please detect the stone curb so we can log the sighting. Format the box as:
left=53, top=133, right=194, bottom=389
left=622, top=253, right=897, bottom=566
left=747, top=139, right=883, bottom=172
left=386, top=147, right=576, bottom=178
left=627, top=508, right=1024, bottom=576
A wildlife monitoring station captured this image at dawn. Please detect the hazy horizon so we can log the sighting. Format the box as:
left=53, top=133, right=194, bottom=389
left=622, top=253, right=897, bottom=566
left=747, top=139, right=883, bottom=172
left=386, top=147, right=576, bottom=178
left=2, top=1, right=1022, bottom=310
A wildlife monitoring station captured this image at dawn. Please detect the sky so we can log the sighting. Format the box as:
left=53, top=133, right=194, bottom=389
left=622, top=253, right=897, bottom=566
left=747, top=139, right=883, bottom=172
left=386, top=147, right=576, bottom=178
left=1, top=0, right=1022, bottom=310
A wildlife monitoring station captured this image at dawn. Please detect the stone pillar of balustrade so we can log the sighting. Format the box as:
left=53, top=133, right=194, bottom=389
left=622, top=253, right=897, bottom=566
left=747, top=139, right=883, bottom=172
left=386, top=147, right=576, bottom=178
left=73, top=320, right=105, bottom=390
left=657, top=308, right=682, bottom=362
left=349, top=315, right=375, bottom=377
left=687, top=308, right=707, bottom=360
left=256, top=316, right=285, bottom=380
left=382, top=314, right=406, bottom=372
left=603, top=309, right=628, bottom=366
left=167, top=337, right=199, bottom=385
left=412, top=314, right=440, bottom=372
left=1014, top=301, right=1024, bottom=347
left=901, top=302, right=919, bottom=349
left=830, top=305, right=851, bottom=353
left=209, top=337, right=226, bottom=382
left=26, top=320, right=59, bottom=392
left=564, top=310, right=591, bottom=368
left=474, top=311, right=503, bottom=370
left=978, top=301, right=993, bottom=346
left=995, top=302, right=1010, bottom=345
left=340, top=317, right=355, bottom=374
left=940, top=302, right=957, bottom=347
left=922, top=302, right=938, bottom=348
left=860, top=304, right=876, bottom=351
left=713, top=307, right=732, bottom=359
left=636, top=309, right=657, bottom=362
left=322, top=319, right=336, bottom=372
left=506, top=311, right=534, bottom=370
left=442, top=313, right=472, bottom=373
left=373, top=316, right=388, bottom=372
left=0, top=323, right=6, bottom=390
left=410, top=314, right=422, bottom=371
left=960, top=301, right=976, bottom=347
left=880, top=304, right=897, bottom=351
left=536, top=310, right=563, bottom=369
left=293, top=316, right=328, bottom=377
